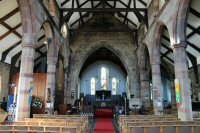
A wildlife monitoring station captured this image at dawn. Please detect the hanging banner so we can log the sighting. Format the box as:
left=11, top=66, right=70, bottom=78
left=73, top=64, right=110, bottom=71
left=175, top=79, right=181, bottom=108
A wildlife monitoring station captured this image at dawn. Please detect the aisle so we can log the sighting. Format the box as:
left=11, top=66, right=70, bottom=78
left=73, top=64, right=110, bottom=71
left=94, top=118, right=115, bottom=133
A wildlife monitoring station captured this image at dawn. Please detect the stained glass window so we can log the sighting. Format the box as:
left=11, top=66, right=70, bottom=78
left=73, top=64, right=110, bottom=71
left=101, top=67, right=107, bottom=90
left=112, top=77, right=117, bottom=95
left=91, top=77, right=95, bottom=95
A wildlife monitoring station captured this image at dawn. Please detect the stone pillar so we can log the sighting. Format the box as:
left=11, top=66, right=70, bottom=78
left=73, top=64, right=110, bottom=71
left=64, top=68, right=68, bottom=104
left=140, top=72, right=151, bottom=109
left=170, top=79, right=176, bottom=109
left=172, top=43, right=193, bottom=121
left=151, top=63, right=163, bottom=115
left=15, top=45, right=35, bottom=121
left=45, top=58, right=57, bottom=114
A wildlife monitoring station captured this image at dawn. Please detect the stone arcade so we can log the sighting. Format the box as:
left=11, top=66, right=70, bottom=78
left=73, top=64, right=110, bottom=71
left=0, top=0, right=200, bottom=132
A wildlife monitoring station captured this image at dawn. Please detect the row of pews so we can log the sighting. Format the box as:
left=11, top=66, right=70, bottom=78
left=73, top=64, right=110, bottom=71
left=0, top=114, right=89, bottom=133
left=118, top=115, right=200, bottom=133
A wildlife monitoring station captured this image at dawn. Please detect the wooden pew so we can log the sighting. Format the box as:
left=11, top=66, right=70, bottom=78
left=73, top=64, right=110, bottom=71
left=128, top=125, right=200, bottom=133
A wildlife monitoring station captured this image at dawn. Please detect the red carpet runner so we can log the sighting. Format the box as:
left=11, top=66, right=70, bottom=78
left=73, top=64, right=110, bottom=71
left=94, top=109, right=115, bottom=133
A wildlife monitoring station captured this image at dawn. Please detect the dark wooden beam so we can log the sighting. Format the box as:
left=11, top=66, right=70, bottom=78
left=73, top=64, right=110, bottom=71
left=138, top=0, right=147, bottom=7
left=189, top=8, right=200, bottom=18
left=0, top=23, right=22, bottom=40
left=61, top=0, right=70, bottom=7
left=70, top=12, right=90, bottom=27
left=61, top=7, right=147, bottom=12
left=11, top=51, right=22, bottom=67
left=1, top=35, right=45, bottom=62
left=187, top=41, right=200, bottom=53
left=1, top=41, right=22, bottom=62
left=76, top=0, right=84, bottom=24
left=70, top=1, right=103, bottom=27
left=91, top=0, right=94, bottom=8
left=1, top=22, right=22, bottom=39
left=161, top=49, right=172, bottom=59
left=62, top=0, right=101, bottom=24
left=113, top=0, right=117, bottom=8
left=187, top=24, right=200, bottom=39
left=163, top=33, right=200, bottom=53
left=161, top=53, right=174, bottom=63
left=70, top=28, right=137, bottom=32
left=35, top=52, right=47, bottom=62
left=118, top=0, right=128, bottom=7
left=187, top=52, right=199, bottom=84
left=0, top=7, right=19, bottom=24
left=123, top=0, right=132, bottom=24
left=80, top=0, right=90, bottom=7
left=106, top=2, right=137, bottom=27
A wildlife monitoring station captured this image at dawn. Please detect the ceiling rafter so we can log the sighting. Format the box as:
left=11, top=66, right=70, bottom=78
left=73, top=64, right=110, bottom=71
left=80, top=0, right=90, bottom=7
left=1, top=35, right=46, bottom=62
left=118, top=0, right=128, bottom=7
left=90, top=0, right=94, bottom=8
left=161, top=49, right=172, bottom=59
left=11, top=51, right=22, bottom=68
left=16, top=44, right=47, bottom=66
left=189, top=8, right=200, bottom=18
left=1, top=40, right=21, bottom=62
left=0, top=7, right=19, bottom=24
left=187, top=24, right=200, bottom=39
left=61, top=0, right=70, bottom=7
left=8, top=35, right=46, bottom=65
left=62, top=0, right=95, bottom=24
left=69, top=1, right=103, bottom=27
left=113, top=0, right=117, bottom=8
left=187, top=52, right=199, bottom=84
left=76, top=0, right=84, bottom=24
left=0, top=23, right=22, bottom=40
left=161, top=52, right=174, bottom=63
left=1, top=22, right=22, bottom=39
left=187, top=41, right=200, bottom=53
left=123, top=0, right=132, bottom=24
left=161, top=35, right=199, bottom=69
left=35, top=52, right=47, bottom=62
left=70, top=28, right=137, bottom=32
left=105, top=1, right=137, bottom=28
left=138, top=0, right=147, bottom=7
left=61, top=7, right=147, bottom=12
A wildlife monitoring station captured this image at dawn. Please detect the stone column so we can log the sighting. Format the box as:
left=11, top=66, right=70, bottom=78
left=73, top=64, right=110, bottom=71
left=151, top=63, right=163, bottom=115
left=64, top=68, right=68, bottom=104
left=170, top=79, right=176, bottom=109
left=140, top=72, right=151, bottom=109
left=45, top=57, right=57, bottom=114
left=15, top=45, right=35, bottom=121
left=172, top=43, right=193, bottom=121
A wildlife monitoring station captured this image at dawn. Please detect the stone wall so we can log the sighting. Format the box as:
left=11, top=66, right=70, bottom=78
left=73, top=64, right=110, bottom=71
left=0, top=62, right=10, bottom=102
left=67, top=14, right=140, bottom=104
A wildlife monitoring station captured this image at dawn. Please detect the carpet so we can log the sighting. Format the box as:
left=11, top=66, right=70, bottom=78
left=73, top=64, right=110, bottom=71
left=95, top=109, right=113, bottom=118
left=94, top=118, right=115, bottom=133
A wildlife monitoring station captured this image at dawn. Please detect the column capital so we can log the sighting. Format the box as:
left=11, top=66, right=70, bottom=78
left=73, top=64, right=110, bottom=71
left=21, top=44, right=36, bottom=49
left=151, top=62, right=161, bottom=66
left=47, top=60, right=57, bottom=65
left=171, top=42, right=187, bottom=49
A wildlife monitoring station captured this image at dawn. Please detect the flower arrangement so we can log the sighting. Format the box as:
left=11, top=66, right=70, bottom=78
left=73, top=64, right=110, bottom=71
left=32, top=97, right=43, bottom=109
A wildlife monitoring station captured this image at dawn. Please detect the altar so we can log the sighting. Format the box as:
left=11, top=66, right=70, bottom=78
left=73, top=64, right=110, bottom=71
left=95, top=90, right=112, bottom=108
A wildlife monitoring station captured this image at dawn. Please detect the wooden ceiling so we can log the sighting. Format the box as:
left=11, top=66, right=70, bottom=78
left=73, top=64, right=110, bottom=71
left=0, top=0, right=200, bottom=72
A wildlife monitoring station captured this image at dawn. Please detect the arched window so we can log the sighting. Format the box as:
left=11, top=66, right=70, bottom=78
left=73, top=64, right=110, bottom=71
left=101, top=67, right=107, bottom=90
left=112, top=77, right=117, bottom=95
left=91, top=77, right=95, bottom=95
